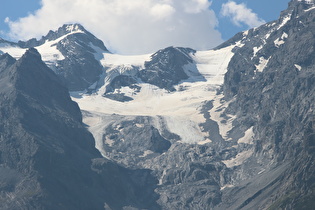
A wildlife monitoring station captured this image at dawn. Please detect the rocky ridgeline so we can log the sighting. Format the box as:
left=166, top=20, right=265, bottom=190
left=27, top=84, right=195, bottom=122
left=18, top=24, right=109, bottom=91
left=0, top=0, right=314, bottom=209
left=97, top=0, right=315, bottom=209
left=0, top=49, right=160, bottom=210
left=218, top=0, right=315, bottom=208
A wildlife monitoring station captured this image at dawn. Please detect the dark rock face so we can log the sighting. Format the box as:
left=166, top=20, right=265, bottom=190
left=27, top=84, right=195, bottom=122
left=19, top=24, right=108, bottom=91
left=82, top=1, right=315, bottom=208
left=217, top=0, right=315, bottom=208
left=105, top=75, right=140, bottom=95
left=103, top=47, right=203, bottom=102
left=104, top=75, right=140, bottom=102
left=150, top=143, right=226, bottom=210
left=2, top=0, right=315, bottom=209
left=54, top=32, right=105, bottom=91
left=100, top=116, right=171, bottom=167
left=18, top=24, right=108, bottom=52
left=0, top=49, right=160, bottom=210
left=97, top=1, right=315, bottom=209
left=104, top=93, right=134, bottom=102
left=94, top=113, right=232, bottom=209
left=0, top=53, right=15, bottom=72
left=92, top=158, right=160, bottom=210
left=0, top=49, right=102, bottom=209
left=139, top=47, right=196, bottom=91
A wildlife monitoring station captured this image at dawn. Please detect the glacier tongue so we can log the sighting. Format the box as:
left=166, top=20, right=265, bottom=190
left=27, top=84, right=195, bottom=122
left=72, top=44, right=238, bottom=147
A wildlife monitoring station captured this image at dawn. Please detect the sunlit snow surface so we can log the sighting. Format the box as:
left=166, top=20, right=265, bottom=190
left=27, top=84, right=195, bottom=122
left=71, top=44, right=238, bottom=149
left=256, top=56, right=271, bottom=72
left=0, top=30, right=84, bottom=68
left=0, top=31, right=250, bottom=164
left=274, top=32, right=288, bottom=48
left=0, top=33, right=252, bottom=166
left=0, top=43, right=26, bottom=59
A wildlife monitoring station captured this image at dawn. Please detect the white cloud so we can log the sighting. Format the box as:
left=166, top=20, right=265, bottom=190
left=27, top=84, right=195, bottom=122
left=4, top=17, right=10, bottom=23
left=221, top=1, right=265, bottom=28
left=150, top=4, right=175, bottom=20
left=182, top=0, right=211, bottom=13
left=5, top=0, right=223, bottom=55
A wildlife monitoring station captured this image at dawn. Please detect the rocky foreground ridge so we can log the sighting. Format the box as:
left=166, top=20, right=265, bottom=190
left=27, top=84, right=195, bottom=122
left=0, top=49, right=160, bottom=209
left=0, top=0, right=315, bottom=209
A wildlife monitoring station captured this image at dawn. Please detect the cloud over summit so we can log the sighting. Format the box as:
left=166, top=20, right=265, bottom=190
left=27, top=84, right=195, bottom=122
left=6, top=0, right=223, bottom=54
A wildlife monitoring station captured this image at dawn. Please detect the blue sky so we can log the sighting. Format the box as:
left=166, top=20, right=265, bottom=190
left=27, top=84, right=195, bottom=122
left=0, top=0, right=41, bottom=37
left=212, top=0, right=290, bottom=39
left=0, top=0, right=290, bottom=54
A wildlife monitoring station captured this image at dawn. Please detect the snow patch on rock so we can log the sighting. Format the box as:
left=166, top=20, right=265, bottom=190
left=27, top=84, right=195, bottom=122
left=295, top=64, right=302, bottom=71
left=256, top=56, right=271, bottom=72
left=238, top=127, right=254, bottom=144
left=274, top=32, right=288, bottom=48
left=223, top=149, right=254, bottom=168
left=277, top=14, right=292, bottom=30
left=72, top=44, right=239, bottom=147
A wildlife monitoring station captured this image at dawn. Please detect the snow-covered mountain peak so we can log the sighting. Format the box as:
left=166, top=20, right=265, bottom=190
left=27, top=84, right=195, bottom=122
left=17, top=23, right=97, bottom=48
left=0, top=23, right=109, bottom=90
left=64, top=23, right=86, bottom=33
left=1, top=0, right=315, bottom=209
left=43, top=23, right=93, bottom=42
left=42, top=23, right=86, bottom=42
left=71, top=43, right=239, bottom=147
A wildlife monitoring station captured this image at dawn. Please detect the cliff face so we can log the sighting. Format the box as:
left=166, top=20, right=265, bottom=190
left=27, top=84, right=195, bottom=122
left=18, top=24, right=109, bottom=91
left=0, top=49, right=159, bottom=210
left=218, top=0, right=315, bottom=208
left=1, top=1, right=315, bottom=209
left=0, top=48, right=101, bottom=209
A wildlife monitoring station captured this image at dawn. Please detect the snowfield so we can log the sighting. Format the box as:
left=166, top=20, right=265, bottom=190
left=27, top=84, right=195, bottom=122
left=0, top=29, right=254, bottom=165
left=71, top=44, right=239, bottom=148
left=0, top=43, right=26, bottom=59
left=0, top=28, right=84, bottom=68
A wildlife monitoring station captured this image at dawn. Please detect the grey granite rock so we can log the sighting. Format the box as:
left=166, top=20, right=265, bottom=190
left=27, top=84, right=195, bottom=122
left=95, top=1, right=315, bottom=209
left=138, top=47, right=198, bottom=91
left=1, top=1, right=315, bottom=209
left=19, top=24, right=109, bottom=91
left=218, top=0, right=315, bottom=208
left=0, top=49, right=160, bottom=210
